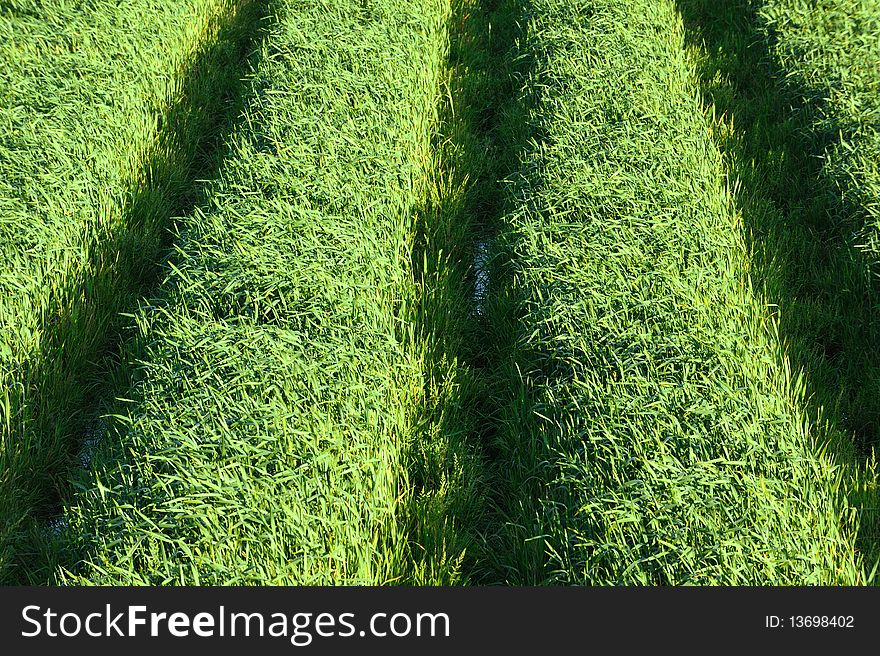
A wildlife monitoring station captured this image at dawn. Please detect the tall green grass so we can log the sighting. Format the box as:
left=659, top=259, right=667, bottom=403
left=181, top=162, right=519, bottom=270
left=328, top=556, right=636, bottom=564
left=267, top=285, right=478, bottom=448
left=676, top=0, right=880, bottom=576
left=56, top=0, right=448, bottom=585
left=481, top=0, right=865, bottom=584
left=750, top=0, right=880, bottom=449
left=761, top=1, right=880, bottom=283
left=760, top=2, right=880, bottom=556
left=6, top=0, right=872, bottom=586
left=0, top=0, right=264, bottom=583
left=759, top=0, right=880, bottom=566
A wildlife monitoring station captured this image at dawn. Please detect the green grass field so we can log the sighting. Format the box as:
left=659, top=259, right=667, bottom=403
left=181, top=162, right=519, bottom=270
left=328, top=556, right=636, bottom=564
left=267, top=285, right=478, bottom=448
left=679, top=0, right=880, bottom=573
left=1, top=0, right=878, bottom=585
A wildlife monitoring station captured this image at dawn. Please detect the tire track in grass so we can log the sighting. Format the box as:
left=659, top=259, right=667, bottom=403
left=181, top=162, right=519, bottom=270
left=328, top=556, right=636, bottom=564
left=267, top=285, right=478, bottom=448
left=676, top=0, right=880, bottom=575
left=0, top=0, right=272, bottom=583
left=402, top=0, right=533, bottom=584
left=477, top=0, right=864, bottom=584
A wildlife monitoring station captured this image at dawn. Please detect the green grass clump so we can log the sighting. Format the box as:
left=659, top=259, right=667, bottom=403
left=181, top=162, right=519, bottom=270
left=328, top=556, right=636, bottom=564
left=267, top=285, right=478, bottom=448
left=0, top=0, right=262, bottom=583
left=56, top=0, right=447, bottom=585
left=481, top=0, right=865, bottom=584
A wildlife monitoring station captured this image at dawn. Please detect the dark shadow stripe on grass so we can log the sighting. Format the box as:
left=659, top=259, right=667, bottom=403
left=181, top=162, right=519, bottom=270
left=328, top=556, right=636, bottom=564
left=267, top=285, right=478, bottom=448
left=3, top=0, right=275, bottom=585
left=402, top=0, right=537, bottom=584
left=675, top=0, right=880, bottom=571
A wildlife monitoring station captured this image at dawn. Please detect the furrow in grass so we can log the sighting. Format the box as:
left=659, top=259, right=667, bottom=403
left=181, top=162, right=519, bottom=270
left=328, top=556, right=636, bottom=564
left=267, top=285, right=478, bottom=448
left=0, top=0, right=268, bottom=583
left=481, top=0, right=865, bottom=584
left=676, top=0, right=880, bottom=577
left=401, top=0, right=529, bottom=584
left=56, top=0, right=448, bottom=585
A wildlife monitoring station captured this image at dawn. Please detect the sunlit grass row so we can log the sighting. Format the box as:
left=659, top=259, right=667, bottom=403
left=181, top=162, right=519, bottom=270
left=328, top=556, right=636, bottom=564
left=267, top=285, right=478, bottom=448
left=56, top=0, right=447, bottom=585
left=483, top=0, right=865, bottom=584
left=0, top=0, right=256, bottom=583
